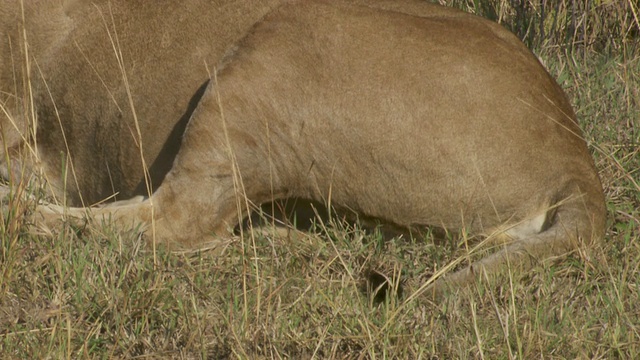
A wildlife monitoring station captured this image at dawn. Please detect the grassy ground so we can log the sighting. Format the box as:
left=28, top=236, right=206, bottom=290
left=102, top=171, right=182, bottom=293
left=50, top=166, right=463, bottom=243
left=1, top=2, right=639, bottom=359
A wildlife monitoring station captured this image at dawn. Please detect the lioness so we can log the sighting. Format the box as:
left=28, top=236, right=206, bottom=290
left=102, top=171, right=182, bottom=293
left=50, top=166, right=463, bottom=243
left=1, top=0, right=605, bottom=293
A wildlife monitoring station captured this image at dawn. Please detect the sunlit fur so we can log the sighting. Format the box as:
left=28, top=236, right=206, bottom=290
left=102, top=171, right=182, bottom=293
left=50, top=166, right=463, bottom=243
left=1, top=0, right=605, bottom=295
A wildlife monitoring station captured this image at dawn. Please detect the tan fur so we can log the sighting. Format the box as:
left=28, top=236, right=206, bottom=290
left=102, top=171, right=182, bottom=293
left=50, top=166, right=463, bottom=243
left=1, top=0, right=605, bottom=295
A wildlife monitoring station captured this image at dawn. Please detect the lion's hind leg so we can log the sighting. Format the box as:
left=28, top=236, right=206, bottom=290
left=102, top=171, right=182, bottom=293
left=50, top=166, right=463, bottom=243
left=426, top=191, right=604, bottom=299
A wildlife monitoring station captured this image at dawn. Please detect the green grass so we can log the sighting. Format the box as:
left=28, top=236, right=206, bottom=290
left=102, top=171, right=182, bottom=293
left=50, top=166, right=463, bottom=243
left=1, top=2, right=639, bottom=359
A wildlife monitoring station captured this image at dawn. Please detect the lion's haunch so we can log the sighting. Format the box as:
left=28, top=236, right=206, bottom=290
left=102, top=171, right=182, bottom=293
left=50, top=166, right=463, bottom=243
left=1, top=0, right=605, bottom=296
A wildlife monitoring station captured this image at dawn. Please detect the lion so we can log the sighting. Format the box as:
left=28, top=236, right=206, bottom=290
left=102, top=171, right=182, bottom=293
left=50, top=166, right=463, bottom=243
left=1, top=0, right=606, bottom=295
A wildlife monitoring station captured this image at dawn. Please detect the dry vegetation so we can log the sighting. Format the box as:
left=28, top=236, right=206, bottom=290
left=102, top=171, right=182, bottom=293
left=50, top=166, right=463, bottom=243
left=1, top=0, right=639, bottom=358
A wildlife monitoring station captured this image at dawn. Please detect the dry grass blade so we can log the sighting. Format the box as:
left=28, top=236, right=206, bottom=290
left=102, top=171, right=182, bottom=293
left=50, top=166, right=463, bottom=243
left=1, top=0, right=639, bottom=358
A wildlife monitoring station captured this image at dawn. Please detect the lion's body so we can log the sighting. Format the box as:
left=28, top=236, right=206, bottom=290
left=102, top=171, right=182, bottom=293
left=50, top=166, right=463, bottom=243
left=1, top=0, right=605, bottom=294
left=1, top=0, right=285, bottom=204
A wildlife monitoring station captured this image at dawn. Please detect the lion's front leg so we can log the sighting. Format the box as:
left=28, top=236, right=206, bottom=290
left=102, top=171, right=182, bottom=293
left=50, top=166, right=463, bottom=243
left=33, top=197, right=230, bottom=249
left=33, top=199, right=152, bottom=236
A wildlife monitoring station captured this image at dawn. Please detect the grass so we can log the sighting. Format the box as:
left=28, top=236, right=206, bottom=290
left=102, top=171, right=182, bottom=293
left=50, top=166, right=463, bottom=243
left=1, top=1, right=639, bottom=359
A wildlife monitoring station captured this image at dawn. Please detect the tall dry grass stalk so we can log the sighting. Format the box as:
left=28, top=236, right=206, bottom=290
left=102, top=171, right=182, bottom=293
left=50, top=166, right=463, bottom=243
left=439, top=0, right=639, bottom=52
